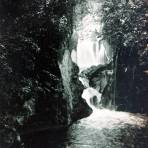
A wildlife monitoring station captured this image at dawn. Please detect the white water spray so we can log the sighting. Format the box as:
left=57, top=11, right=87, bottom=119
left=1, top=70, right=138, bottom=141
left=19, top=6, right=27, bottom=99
left=71, top=0, right=113, bottom=111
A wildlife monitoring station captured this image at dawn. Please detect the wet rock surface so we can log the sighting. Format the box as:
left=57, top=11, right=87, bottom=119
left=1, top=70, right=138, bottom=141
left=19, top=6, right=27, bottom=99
left=80, top=62, right=114, bottom=108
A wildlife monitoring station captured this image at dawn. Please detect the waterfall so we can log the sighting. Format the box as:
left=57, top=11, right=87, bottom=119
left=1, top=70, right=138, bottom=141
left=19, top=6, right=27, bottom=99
left=82, top=87, right=102, bottom=110
left=79, top=77, right=102, bottom=111
left=72, top=14, right=113, bottom=72
left=76, top=37, right=110, bottom=71
left=71, top=0, right=114, bottom=111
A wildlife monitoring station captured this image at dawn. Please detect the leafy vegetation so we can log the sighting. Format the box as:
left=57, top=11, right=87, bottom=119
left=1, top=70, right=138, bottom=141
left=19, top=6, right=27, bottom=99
left=102, top=0, right=148, bottom=112
left=0, top=0, right=76, bottom=147
left=102, top=0, right=147, bottom=54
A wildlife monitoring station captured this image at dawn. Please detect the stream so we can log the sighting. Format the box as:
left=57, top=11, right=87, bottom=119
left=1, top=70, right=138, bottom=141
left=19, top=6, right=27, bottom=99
left=23, top=109, right=148, bottom=148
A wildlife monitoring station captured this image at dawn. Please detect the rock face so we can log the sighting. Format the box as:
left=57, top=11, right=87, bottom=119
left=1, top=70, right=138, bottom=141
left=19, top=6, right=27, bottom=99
left=116, top=46, right=148, bottom=113
left=59, top=48, right=92, bottom=123
left=0, top=0, right=93, bottom=147
left=80, top=62, right=115, bottom=109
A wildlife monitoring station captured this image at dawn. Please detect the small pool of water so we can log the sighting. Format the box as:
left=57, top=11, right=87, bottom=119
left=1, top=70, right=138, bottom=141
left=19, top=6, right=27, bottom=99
left=23, top=109, right=148, bottom=148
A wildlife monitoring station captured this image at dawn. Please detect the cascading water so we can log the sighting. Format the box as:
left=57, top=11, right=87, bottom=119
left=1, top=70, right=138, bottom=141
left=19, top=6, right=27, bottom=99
left=71, top=0, right=113, bottom=111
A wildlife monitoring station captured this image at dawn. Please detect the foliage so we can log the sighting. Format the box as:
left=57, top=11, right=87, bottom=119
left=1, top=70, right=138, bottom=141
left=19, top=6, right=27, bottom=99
left=0, top=0, right=76, bottom=147
left=102, top=0, right=147, bottom=56
left=102, top=0, right=148, bottom=112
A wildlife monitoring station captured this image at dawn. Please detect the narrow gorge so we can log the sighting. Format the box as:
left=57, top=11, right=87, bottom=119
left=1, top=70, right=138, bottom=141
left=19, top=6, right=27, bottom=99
left=0, top=0, right=148, bottom=148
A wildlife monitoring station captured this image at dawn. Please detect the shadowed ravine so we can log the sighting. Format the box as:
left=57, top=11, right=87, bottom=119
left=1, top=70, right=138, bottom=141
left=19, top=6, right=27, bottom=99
left=23, top=0, right=148, bottom=147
